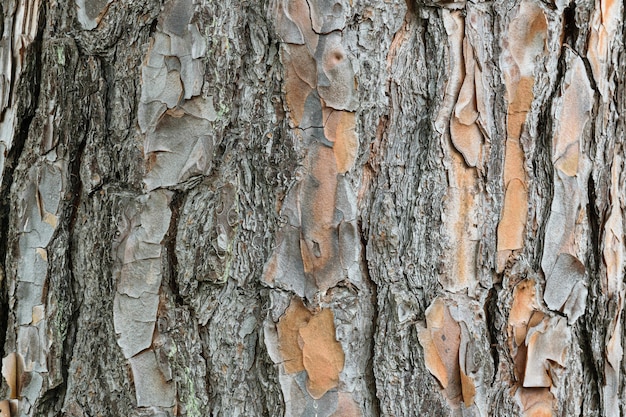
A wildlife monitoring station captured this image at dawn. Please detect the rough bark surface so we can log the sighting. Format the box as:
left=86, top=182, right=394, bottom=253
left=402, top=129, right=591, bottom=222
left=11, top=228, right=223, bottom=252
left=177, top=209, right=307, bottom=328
left=0, top=0, right=625, bottom=416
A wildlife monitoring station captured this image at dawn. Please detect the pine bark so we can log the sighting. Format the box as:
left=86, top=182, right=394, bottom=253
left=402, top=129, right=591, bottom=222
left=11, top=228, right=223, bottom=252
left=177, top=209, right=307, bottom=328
left=0, top=0, right=624, bottom=416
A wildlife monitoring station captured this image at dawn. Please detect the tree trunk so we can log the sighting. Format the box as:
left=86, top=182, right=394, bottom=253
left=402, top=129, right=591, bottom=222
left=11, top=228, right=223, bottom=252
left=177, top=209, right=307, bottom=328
left=0, top=0, right=624, bottom=416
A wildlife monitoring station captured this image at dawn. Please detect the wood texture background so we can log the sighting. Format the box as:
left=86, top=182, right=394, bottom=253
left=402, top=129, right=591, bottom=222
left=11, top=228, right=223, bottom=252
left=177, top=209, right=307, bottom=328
left=0, top=0, right=624, bottom=416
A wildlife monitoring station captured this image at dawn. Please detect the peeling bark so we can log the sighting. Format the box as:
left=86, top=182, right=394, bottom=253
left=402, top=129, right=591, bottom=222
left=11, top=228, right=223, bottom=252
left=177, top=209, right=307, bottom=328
left=0, top=0, right=625, bottom=416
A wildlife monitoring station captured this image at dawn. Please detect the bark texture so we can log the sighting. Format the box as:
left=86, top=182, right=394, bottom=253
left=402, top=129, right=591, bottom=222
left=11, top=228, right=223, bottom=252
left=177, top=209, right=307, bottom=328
left=0, top=0, right=625, bottom=416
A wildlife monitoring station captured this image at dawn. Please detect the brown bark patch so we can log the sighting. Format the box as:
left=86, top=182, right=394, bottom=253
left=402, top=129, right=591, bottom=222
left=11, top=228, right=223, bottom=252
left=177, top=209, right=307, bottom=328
left=300, top=146, right=343, bottom=291
left=418, top=298, right=463, bottom=403
left=460, top=369, right=476, bottom=407
left=497, top=178, right=528, bottom=253
left=324, top=110, right=357, bottom=173
left=300, top=308, right=345, bottom=399
left=506, top=76, right=534, bottom=140
left=509, top=279, right=538, bottom=347
left=277, top=301, right=345, bottom=399
left=0, top=400, right=10, bottom=417
left=286, top=0, right=319, bottom=48
left=450, top=121, right=482, bottom=168
left=277, top=298, right=313, bottom=374
left=282, top=44, right=317, bottom=127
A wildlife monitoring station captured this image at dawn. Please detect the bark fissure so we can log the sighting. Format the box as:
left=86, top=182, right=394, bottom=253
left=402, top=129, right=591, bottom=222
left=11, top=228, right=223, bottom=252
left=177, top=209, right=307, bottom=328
left=485, top=285, right=501, bottom=385
left=578, top=318, right=603, bottom=413
left=360, top=222, right=381, bottom=416
left=562, top=3, right=578, bottom=48
left=531, top=46, right=568, bottom=270
left=166, top=191, right=184, bottom=306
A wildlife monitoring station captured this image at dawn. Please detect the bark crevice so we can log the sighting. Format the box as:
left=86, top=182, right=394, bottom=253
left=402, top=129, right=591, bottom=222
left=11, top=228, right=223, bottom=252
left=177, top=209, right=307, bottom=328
left=165, top=191, right=185, bottom=306
left=484, top=285, right=501, bottom=385
left=360, top=220, right=381, bottom=416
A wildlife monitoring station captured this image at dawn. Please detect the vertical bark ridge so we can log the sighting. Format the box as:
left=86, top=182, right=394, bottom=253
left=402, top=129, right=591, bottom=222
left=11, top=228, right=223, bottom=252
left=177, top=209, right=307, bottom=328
left=32, top=54, right=92, bottom=414
left=263, top=0, right=379, bottom=414
left=365, top=4, right=452, bottom=415
left=5, top=32, right=97, bottom=414
left=0, top=6, right=46, bottom=401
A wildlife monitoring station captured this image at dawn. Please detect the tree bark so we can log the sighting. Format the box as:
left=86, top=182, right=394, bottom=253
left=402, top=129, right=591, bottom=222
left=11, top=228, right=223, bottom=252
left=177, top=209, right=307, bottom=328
left=0, top=0, right=624, bottom=416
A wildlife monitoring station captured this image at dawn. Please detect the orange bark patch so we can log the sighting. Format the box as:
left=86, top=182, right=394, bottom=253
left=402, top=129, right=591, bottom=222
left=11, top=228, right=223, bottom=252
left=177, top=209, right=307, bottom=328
left=460, top=369, right=476, bottom=407
left=418, top=325, right=450, bottom=387
left=450, top=120, right=482, bottom=168
left=284, top=74, right=310, bottom=125
left=514, top=342, right=529, bottom=382
left=300, top=308, right=345, bottom=399
left=509, top=279, right=538, bottom=347
left=277, top=298, right=313, bottom=374
left=324, top=110, right=358, bottom=173
left=528, top=310, right=544, bottom=329
left=500, top=3, right=546, bottom=272
left=497, top=178, right=528, bottom=252
left=283, top=45, right=316, bottom=126
left=498, top=98, right=529, bottom=269
left=285, top=0, right=319, bottom=48
left=300, top=146, right=341, bottom=290
left=503, top=140, right=526, bottom=188
left=418, top=298, right=462, bottom=402
left=444, top=151, right=479, bottom=292
left=507, top=76, right=535, bottom=140
left=0, top=401, right=9, bottom=417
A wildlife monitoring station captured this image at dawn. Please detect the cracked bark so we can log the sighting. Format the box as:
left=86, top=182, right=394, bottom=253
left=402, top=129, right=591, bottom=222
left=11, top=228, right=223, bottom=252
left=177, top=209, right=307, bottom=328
left=0, top=0, right=625, bottom=416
